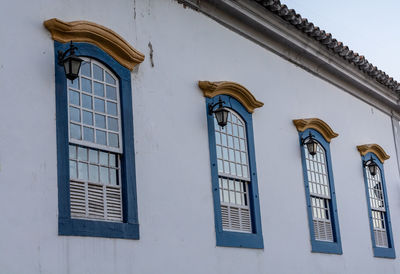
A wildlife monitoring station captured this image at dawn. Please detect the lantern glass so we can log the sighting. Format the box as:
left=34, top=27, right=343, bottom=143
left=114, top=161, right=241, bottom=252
left=63, top=55, right=83, bottom=81
left=306, top=140, right=318, bottom=156
left=368, top=162, right=378, bottom=176
left=214, top=107, right=229, bottom=128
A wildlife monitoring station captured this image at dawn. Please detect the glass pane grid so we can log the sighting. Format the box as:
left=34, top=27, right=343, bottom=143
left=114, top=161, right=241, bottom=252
left=366, top=168, right=385, bottom=211
left=311, top=196, right=331, bottom=221
left=68, top=58, right=122, bottom=151
left=305, top=144, right=330, bottom=198
left=69, top=145, right=120, bottom=186
left=215, top=111, right=250, bottom=180
left=219, top=177, right=249, bottom=207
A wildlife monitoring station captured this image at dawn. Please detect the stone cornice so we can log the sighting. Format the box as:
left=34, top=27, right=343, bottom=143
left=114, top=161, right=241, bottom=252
left=198, top=81, right=264, bottom=113
left=293, top=118, right=339, bottom=143
left=357, top=144, right=390, bottom=163
left=44, top=18, right=144, bottom=70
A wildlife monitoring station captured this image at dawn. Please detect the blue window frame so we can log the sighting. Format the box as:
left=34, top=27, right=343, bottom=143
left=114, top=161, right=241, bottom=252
left=206, top=95, right=263, bottom=249
left=55, top=41, right=139, bottom=239
left=361, top=152, right=395, bottom=258
left=298, top=129, right=342, bottom=254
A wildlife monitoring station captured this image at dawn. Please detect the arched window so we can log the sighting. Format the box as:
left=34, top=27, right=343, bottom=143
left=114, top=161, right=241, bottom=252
left=51, top=38, right=143, bottom=239
left=357, top=145, right=395, bottom=258
left=204, top=91, right=263, bottom=249
left=68, top=58, right=123, bottom=221
left=294, top=119, right=342, bottom=254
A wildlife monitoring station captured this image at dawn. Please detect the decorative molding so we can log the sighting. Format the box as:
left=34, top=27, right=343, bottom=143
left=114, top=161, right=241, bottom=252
left=198, top=81, right=264, bottom=113
left=357, top=144, right=390, bottom=163
left=293, top=118, right=339, bottom=143
left=44, top=18, right=144, bottom=70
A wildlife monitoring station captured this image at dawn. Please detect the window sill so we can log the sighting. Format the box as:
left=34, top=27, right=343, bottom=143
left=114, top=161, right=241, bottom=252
left=216, top=230, right=263, bottom=249
left=311, top=240, right=342, bottom=254
left=59, top=218, right=139, bottom=239
left=373, top=247, right=396, bottom=259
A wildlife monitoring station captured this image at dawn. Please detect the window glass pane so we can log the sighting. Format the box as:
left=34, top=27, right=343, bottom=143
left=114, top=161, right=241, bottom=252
left=78, top=147, right=87, bottom=161
left=69, top=90, right=80, bottom=106
left=107, top=102, right=117, bottom=116
left=93, top=64, right=104, bottom=81
left=82, top=111, right=93, bottom=125
left=82, top=94, right=92, bottom=109
left=89, top=164, right=99, bottom=182
left=108, top=133, right=119, bottom=148
left=106, top=85, right=117, bottom=100
left=89, top=149, right=98, bottom=163
left=99, top=151, right=108, bottom=165
left=96, top=130, right=107, bottom=145
left=69, top=145, right=76, bottom=159
left=69, top=160, right=77, bottom=179
left=81, top=78, right=92, bottom=93
left=109, top=154, right=116, bottom=167
left=70, top=123, right=81, bottom=140
left=81, top=61, right=91, bottom=77
left=69, top=106, right=80, bottom=122
left=78, top=162, right=88, bottom=180
left=83, top=127, right=94, bottom=142
left=94, top=98, right=105, bottom=113
left=67, top=78, right=79, bottom=89
left=95, top=114, right=106, bottom=129
left=105, top=71, right=116, bottom=85
left=108, top=117, right=118, bottom=131
left=94, top=82, right=104, bottom=97
left=100, top=167, right=109, bottom=183
left=110, top=169, right=117, bottom=185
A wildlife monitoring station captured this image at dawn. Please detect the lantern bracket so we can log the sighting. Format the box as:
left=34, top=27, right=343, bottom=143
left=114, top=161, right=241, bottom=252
left=301, top=132, right=315, bottom=145
left=57, top=41, right=78, bottom=65
left=363, top=156, right=375, bottom=167
left=208, top=97, right=226, bottom=115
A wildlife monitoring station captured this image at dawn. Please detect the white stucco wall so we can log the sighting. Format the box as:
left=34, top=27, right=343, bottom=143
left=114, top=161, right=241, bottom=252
left=0, top=0, right=399, bottom=273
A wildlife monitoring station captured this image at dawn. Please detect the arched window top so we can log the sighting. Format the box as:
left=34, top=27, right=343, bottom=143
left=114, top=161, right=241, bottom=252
left=215, top=108, right=250, bottom=180
left=198, top=81, right=263, bottom=113
left=357, top=144, right=390, bottom=163
left=44, top=18, right=144, bottom=70
left=293, top=118, right=338, bottom=143
left=68, top=57, right=122, bottom=153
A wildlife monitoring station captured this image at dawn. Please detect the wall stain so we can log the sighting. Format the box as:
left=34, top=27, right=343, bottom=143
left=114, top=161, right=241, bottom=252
left=148, top=42, right=154, bottom=67
left=133, top=0, right=136, bottom=20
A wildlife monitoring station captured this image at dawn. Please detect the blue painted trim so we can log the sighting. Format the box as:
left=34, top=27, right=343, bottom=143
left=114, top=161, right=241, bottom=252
left=361, top=152, right=395, bottom=258
left=206, top=95, right=263, bottom=249
left=54, top=41, right=139, bottom=239
left=298, top=129, right=342, bottom=254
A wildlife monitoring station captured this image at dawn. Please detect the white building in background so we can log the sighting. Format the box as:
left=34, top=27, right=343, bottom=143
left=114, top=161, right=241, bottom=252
left=1, top=0, right=400, bottom=273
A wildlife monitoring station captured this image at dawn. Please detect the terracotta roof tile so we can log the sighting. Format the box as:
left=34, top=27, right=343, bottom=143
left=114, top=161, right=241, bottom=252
left=254, top=0, right=400, bottom=94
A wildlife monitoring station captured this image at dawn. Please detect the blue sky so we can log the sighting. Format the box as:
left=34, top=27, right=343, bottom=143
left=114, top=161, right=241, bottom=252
left=282, top=0, right=400, bottom=80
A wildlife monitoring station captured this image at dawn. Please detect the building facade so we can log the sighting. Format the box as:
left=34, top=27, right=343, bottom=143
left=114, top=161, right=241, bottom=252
left=1, top=0, right=400, bottom=273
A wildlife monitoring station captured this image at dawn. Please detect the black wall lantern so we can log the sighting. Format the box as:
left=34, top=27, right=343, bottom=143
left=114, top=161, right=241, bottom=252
left=301, top=132, right=318, bottom=156
left=364, top=156, right=379, bottom=176
left=58, top=41, right=83, bottom=82
left=209, top=97, right=229, bottom=128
